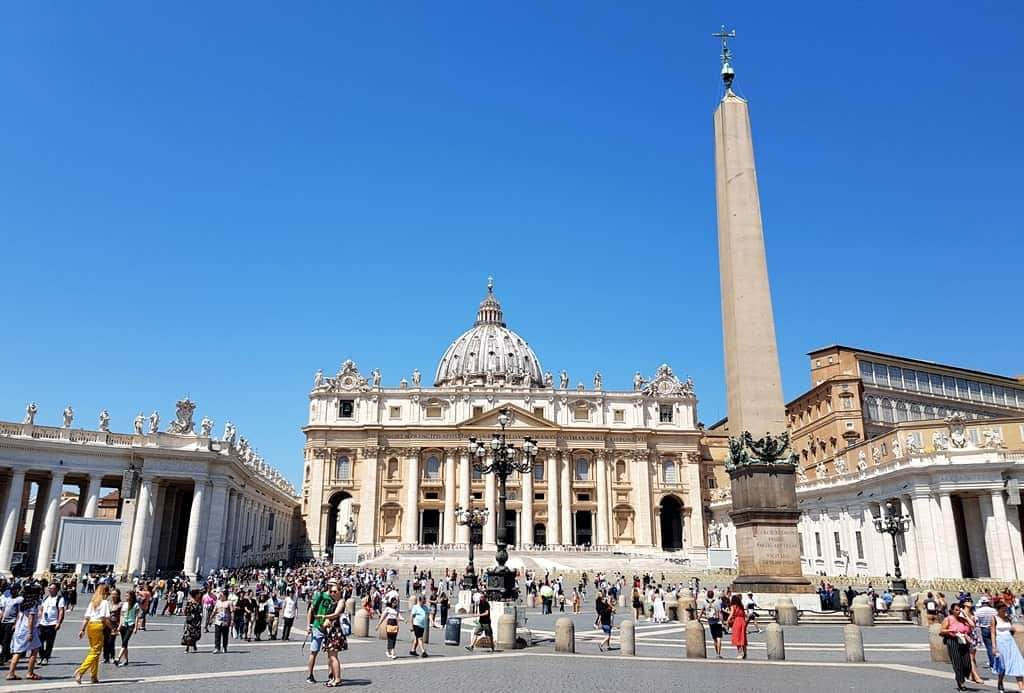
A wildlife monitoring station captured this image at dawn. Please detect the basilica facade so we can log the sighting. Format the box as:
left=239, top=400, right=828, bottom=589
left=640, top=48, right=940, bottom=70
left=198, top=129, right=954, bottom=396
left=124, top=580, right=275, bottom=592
left=301, top=282, right=715, bottom=563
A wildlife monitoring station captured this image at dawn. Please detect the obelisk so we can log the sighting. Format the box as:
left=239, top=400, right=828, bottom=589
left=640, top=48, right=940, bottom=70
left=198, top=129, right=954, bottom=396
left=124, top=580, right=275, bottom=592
left=712, top=28, right=809, bottom=594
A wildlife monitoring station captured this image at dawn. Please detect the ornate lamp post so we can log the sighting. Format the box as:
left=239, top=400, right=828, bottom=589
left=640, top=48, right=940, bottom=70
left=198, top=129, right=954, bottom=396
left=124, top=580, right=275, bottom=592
left=454, top=504, right=489, bottom=591
left=873, top=500, right=912, bottom=595
left=468, top=407, right=539, bottom=601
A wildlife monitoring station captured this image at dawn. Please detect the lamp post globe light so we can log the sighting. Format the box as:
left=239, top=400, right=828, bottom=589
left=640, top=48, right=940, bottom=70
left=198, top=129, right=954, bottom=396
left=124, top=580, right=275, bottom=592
left=454, top=503, right=488, bottom=592
left=873, top=500, right=912, bottom=595
left=468, top=407, right=539, bottom=601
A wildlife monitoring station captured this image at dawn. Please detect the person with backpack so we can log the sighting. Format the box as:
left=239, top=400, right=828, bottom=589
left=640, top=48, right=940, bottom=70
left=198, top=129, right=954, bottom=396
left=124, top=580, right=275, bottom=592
left=305, top=579, right=338, bottom=684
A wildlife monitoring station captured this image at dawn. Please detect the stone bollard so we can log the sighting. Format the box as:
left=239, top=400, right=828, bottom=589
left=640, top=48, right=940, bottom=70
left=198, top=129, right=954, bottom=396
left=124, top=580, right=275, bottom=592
left=496, top=614, right=516, bottom=650
left=844, top=624, right=865, bottom=663
left=890, top=594, right=910, bottom=622
left=929, top=623, right=950, bottom=663
left=685, top=619, right=706, bottom=659
left=851, top=603, right=874, bottom=627
left=678, top=597, right=696, bottom=623
left=527, top=593, right=536, bottom=609
left=666, top=600, right=679, bottom=622
left=345, top=597, right=356, bottom=617
left=766, top=623, right=785, bottom=661
left=353, top=609, right=370, bottom=638
left=554, top=617, right=575, bottom=654
left=775, top=597, right=799, bottom=626
left=620, top=620, right=635, bottom=656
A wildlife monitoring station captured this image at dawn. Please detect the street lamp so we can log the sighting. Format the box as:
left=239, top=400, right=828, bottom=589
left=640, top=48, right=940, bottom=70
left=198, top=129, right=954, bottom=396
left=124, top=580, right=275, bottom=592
left=873, top=500, right=912, bottom=595
left=468, top=407, right=539, bottom=601
left=454, top=503, right=488, bottom=591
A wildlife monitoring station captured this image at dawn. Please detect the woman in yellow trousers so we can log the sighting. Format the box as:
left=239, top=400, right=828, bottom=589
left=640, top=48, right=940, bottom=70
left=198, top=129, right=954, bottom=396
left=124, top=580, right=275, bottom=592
left=75, top=584, right=112, bottom=684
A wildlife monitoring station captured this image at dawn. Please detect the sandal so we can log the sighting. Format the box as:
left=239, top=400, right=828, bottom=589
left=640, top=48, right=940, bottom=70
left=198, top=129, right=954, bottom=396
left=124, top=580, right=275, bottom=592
left=26, top=673, right=42, bottom=680
left=6, top=675, right=19, bottom=681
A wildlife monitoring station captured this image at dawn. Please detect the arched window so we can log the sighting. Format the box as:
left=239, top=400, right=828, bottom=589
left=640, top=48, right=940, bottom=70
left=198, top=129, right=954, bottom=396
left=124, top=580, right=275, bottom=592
left=615, top=460, right=627, bottom=482
left=895, top=401, right=909, bottom=422
left=472, top=465, right=483, bottom=481
left=533, top=463, right=544, bottom=481
left=386, top=458, right=399, bottom=481
left=424, top=455, right=441, bottom=480
left=662, top=459, right=677, bottom=484
left=866, top=397, right=880, bottom=422
left=575, top=458, right=590, bottom=481
left=335, top=455, right=351, bottom=480
left=881, top=398, right=894, bottom=423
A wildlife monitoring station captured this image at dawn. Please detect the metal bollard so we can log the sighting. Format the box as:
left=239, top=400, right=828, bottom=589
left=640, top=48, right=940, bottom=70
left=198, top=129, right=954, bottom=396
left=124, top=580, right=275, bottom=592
left=766, top=622, right=785, bottom=661
left=554, top=617, right=575, bottom=653
left=620, top=620, right=635, bottom=656
left=843, top=623, right=865, bottom=663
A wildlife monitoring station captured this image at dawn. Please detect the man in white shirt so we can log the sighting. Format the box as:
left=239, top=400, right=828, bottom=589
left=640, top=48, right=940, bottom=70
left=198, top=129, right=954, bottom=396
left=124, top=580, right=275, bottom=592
left=976, top=596, right=998, bottom=669
left=38, top=582, right=66, bottom=665
left=280, top=594, right=297, bottom=641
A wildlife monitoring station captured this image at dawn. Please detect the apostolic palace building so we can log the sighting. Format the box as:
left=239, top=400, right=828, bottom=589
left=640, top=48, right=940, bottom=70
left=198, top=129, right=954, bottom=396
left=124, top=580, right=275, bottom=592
left=301, top=280, right=714, bottom=563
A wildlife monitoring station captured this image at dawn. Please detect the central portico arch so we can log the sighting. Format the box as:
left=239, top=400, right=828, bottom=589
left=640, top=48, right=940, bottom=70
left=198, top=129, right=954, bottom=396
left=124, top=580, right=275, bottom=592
left=659, top=494, right=684, bottom=551
left=324, top=490, right=353, bottom=548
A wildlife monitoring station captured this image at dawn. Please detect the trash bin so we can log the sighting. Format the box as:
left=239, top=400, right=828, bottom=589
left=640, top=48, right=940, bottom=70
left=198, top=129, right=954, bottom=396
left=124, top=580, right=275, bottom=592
left=445, top=617, right=463, bottom=646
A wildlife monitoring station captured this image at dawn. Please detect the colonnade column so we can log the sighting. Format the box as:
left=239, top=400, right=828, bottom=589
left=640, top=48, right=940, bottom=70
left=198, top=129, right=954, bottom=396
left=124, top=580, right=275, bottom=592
left=223, top=490, right=237, bottom=568
left=443, top=450, right=457, bottom=544
left=402, top=450, right=420, bottom=543
left=520, top=458, right=533, bottom=547
left=1007, top=495, right=1024, bottom=580
left=988, top=490, right=1014, bottom=579
left=483, top=457, right=496, bottom=547
left=595, top=453, right=609, bottom=546
left=0, top=469, right=27, bottom=576
left=202, top=481, right=229, bottom=574
left=560, top=452, right=572, bottom=545
left=182, top=481, right=206, bottom=578
left=128, top=477, right=154, bottom=575
left=457, top=453, right=471, bottom=544
left=938, top=493, right=963, bottom=579
left=546, top=452, right=561, bottom=545
left=357, top=449, right=380, bottom=547
left=34, top=471, right=66, bottom=577
left=634, top=453, right=653, bottom=546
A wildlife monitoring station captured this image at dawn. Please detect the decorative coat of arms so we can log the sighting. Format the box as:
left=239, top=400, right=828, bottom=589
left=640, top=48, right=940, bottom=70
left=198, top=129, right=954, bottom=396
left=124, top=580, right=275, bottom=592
left=946, top=414, right=969, bottom=449
left=642, top=364, right=695, bottom=399
left=725, top=430, right=799, bottom=470
left=328, top=359, right=370, bottom=392
left=166, top=397, right=197, bottom=435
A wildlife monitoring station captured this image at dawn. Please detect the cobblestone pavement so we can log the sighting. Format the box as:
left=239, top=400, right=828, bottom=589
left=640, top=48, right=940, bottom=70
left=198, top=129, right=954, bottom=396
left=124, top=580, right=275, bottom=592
left=0, top=601, right=983, bottom=692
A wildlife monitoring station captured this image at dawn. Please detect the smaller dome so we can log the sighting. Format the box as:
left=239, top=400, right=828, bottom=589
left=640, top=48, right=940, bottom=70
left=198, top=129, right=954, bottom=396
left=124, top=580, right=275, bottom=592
left=434, top=279, right=544, bottom=388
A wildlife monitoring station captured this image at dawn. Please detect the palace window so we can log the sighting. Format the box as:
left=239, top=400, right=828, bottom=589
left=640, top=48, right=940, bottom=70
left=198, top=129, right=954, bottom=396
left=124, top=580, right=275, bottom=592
left=662, top=458, right=677, bottom=483
left=575, top=458, right=590, bottom=481
left=859, top=361, right=873, bottom=383
left=389, top=406, right=401, bottom=419
left=534, top=493, right=545, bottom=501
left=814, top=532, right=822, bottom=557
left=424, top=455, right=441, bottom=480
left=534, top=407, right=545, bottom=419
left=574, top=405, right=589, bottom=422
left=339, top=399, right=354, bottom=419
left=472, top=466, right=483, bottom=481
left=472, top=406, right=484, bottom=417
left=577, top=493, right=590, bottom=502
left=707, top=477, right=716, bottom=489
left=833, top=531, right=842, bottom=555
left=889, top=367, right=904, bottom=389
left=880, top=398, right=894, bottom=423
left=613, top=409, right=625, bottom=423
left=659, top=404, right=673, bottom=423
left=533, top=463, right=544, bottom=481
left=425, top=405, right=443, bottom=418
left=896, top=401, right=909, bottom=422
left=855, top=531, right=865, bottom=560
left=866, top=397, right=880, bottom=421
left=386, top=458, right=399, bottom=480
left=903, top=370, right=917, bottom=391
left=615, top=460, right=626, bottom=482
left=336, top=455, right=351, bottom=481
left=424, top=492, right=439, bottom=500
left=472, top=492, right=482, bottom=500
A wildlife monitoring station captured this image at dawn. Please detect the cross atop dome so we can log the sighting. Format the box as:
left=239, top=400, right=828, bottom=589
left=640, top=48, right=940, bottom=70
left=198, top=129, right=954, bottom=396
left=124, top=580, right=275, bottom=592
left=476, top=276, right=505, bottom=326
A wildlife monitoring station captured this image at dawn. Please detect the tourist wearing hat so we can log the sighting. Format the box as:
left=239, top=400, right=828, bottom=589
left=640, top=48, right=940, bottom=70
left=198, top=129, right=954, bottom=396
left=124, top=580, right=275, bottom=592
left=978, top=596, right=999, bottom=669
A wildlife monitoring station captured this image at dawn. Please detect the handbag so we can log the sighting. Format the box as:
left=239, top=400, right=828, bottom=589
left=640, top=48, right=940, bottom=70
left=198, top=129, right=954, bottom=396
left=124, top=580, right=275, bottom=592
left=993, top=653, right=1006, bottom=675
left=385, top=618, right=399, bottom=636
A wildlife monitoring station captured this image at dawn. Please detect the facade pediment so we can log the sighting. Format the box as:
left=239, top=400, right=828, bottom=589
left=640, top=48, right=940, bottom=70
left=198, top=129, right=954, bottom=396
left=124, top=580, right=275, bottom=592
left=457, top=404, right=558, bottom=431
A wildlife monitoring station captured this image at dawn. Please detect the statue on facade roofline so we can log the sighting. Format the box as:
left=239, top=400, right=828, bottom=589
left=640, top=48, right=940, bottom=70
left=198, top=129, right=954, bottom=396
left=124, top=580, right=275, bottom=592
left=62, top=405, right=74, bottom=428
left=412, top=369, right=421, bottom=386
left=372, top=368, right=381, bottom=387
left=200, top=416, right=213, bottom=437
left=134, top=412, right=145, bottom=435
left=559, top=370, right=569, bottom=389
left=149, top=410, right=160, bottom=434
left=633, top=371, right=644, bottom=392
left=23, top=402, right=37, bottom=425
left=222, top=420, right=237, bottom=445
left=543, top=371, right=553, bottom=387
left=98, top=410, right=110, bottom=432
left=314, top=369, right=324, bottom=388
left=594, top=371, right=602, bottom=390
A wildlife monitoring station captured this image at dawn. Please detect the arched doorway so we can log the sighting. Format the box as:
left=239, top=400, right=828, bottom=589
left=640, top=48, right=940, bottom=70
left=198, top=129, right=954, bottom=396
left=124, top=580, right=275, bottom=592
left=325, top=491, right=353, bottom=548
left=533, top=523, right=546, bottom=546
left=659, top=495, right=684, bottom=551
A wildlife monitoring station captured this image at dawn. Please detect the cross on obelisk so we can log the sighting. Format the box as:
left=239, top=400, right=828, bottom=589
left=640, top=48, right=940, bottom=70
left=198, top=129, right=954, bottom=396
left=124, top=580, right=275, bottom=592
left=711, top=26, right=737, bottom=90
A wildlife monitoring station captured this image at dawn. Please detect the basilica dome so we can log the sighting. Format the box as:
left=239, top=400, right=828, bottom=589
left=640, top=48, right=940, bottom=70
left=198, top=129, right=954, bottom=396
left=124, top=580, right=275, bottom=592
left=434, top=279, right=545, bottom=388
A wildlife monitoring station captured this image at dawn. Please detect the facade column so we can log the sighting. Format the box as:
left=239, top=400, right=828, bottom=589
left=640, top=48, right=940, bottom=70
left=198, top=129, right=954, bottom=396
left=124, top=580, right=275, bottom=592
left=223, top=491, right=237, bottom=568
left=484, top=458, right=496, bottom=548
left=560, top=452, right=572, bottom=545
left=938, top=493, right=963, bottom=579
left=546, top=452, right=560, bottom=545
left=458, top=454, right=468, bottom=544
left=595, top=453, right=609, bottom=545
left=634, top=454, right=653, bottom=546
left=910, top=494, right=938, bottom=579
left=899, top=495, right=922, bottom=578
left=26, top=477, right=50, bottom=572
left=357, top=449, right=380, bottom=547
left=1007, top=495, right=1024, bottom=580
left=0, top=469, right=27, bottom=576
left=458, top=453, right=471, bottom=544
left=182, top=481, right=206, bottom=578
left=82, top=474, right=103, bottom=517
left=402, top=450, right=420, bottom=543
left=443, top=450, right=457, bottom=544
left=128, top=478, right=154, bottom=575
left=988, top=490, right=1014, bottom=579
left=202, top=481, right=229, bottom=574
left=520, top=457, right=534, bottom=547
left=34, top=471, right=66, bottom=577
left=686, top=453, right=706, bottom=550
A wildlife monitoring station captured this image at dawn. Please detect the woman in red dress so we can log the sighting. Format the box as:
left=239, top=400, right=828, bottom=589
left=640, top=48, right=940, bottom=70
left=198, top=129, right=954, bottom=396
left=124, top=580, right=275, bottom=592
left=726, top=594, right=748, bottom=659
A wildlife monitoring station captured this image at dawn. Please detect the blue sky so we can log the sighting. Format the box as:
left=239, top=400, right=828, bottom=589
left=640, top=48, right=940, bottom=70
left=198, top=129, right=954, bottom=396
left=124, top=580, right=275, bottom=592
left=1, top=2, right=1021, bottom=487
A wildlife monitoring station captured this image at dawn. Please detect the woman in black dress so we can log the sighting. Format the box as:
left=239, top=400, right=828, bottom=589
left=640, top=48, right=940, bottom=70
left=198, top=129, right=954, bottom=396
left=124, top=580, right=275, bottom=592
left=254, top=594, right=269, bottom=641
left=181, top=590, right=203, bottom=653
